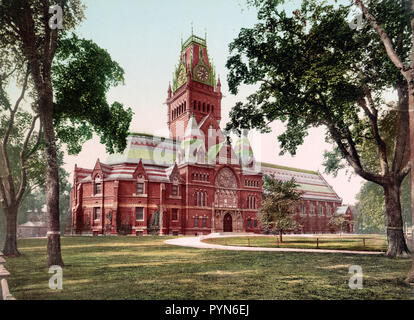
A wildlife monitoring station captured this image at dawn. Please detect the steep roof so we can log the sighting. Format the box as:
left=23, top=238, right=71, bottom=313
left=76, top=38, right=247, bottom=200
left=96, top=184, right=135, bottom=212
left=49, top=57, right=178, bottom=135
left=260, top=162, right=342, bottom=203
left=105, top=133, right=177, bottom=166
left=75, top=132, right=343, bottom=203
left=335, top=205, right=350, bottom=215
left=76, top=162, right=176, bottom=183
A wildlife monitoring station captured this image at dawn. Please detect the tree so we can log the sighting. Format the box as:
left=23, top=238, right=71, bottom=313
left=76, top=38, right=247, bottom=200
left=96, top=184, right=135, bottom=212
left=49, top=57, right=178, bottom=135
left=356, top=176, right=411, bottom=234
left=0, top=0, right=84, bottom=265
left=258, top=175, right=302, bottom=242
left=0, top=64, right=44, bottom=256
left=17, top=149, right=72, bottom=233
left=353, top=0, right=414, bottom=285
left=225, top=0, right=411, bottom=258
left=328, top=215, right=351, bottom=235
left=0, top=2, right=133, bottom=266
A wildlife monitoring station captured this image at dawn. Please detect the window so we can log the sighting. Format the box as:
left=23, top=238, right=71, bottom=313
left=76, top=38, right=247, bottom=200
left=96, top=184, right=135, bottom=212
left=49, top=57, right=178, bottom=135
left=172, top=209, right=178, bottom=221
left=94, top=176, right=102, bottom=194
left=310, top=204, right=315, bottom=215
left=247, top=219, right=251, bottom=228
left=253, top=220, right=257, bottom=227
left=172, top=185, right=179, bottom=196
left=94, top=182, right=101, bottom=194
left=135, top=207, right=144, bottom=221
left=136, top=183, right=144, bottom=195
left=202, top=217, right=207, bottom=227
left=93, top=207, right=100, bottom=220
left=194, top=216, right=199, bottom=227
left=301, top=204, right=305, bottom=215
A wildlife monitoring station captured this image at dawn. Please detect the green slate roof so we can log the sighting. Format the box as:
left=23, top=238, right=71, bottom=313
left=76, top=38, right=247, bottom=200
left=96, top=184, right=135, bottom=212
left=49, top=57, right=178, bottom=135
left=260, top=162, right=318, bottom=175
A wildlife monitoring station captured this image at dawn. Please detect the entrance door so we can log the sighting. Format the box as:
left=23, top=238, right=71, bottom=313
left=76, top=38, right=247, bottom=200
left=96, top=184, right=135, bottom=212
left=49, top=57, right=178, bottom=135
left=223, top=213, right=233, bottom=232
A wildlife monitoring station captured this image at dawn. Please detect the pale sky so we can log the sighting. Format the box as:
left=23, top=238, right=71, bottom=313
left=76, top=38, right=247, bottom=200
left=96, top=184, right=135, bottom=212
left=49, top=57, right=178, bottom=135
left=54, top=0, right=372, bottom=205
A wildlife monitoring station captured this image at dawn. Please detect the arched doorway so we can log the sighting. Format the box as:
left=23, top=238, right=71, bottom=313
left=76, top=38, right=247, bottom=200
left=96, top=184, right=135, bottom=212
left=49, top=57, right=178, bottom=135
left=223, top=213, right=232, bottom=232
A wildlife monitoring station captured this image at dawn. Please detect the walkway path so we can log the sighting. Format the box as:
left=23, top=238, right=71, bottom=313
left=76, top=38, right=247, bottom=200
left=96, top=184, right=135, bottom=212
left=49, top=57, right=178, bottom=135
left=164, top=234, right=384, bottom=255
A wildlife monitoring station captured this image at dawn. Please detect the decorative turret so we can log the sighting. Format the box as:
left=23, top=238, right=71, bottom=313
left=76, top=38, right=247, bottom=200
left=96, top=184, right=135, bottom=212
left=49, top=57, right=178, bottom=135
left=168, top=82, right=172, bottom=99
left=167, top=33, right=223, bottom=140
left=216, top=75, right=221, bottom=93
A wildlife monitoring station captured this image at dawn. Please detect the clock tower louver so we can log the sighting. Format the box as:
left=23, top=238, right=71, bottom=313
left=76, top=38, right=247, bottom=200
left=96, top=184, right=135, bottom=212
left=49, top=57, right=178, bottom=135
left=167, top=34, right=222, bottom=141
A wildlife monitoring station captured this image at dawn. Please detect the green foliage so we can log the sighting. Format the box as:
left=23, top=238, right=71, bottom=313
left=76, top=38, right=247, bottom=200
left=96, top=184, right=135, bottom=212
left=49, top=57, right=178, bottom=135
left=258, top=175, right=302, bottom=234
left=328, top=215, right=350, bottom=234
left=225, top=0, right=410, bottom=163
left=52, top=34, right=133, bottom=154
left=356, top=176, right=411, bottom=233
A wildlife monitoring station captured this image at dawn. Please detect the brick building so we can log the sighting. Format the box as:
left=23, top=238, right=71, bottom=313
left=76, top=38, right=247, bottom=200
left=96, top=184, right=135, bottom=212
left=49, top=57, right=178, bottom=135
left=71, top=34, right=350, bottom=236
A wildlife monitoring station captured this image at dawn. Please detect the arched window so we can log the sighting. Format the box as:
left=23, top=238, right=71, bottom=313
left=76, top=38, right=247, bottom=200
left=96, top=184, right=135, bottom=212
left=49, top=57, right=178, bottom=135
left=202, top=103, right=205, bottom=112
left=194, top=192, right=198, bottom=206
left=211, top=105, right=214, bottom=113
left=194, top=101, right=197, bottom=110
left=184, top=101, right=186, bottom=111
left=207, top=104, right=210, bottom=113
left=198, top=101, right=201, bottom=111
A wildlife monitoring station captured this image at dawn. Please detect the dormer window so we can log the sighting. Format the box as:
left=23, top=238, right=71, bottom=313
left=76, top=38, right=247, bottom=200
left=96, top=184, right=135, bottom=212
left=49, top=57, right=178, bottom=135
left=136, top=183, right=144, bottom=195
left=94, top=176, right=102, bottom=195
left=172, top=184, right=179, bottom=196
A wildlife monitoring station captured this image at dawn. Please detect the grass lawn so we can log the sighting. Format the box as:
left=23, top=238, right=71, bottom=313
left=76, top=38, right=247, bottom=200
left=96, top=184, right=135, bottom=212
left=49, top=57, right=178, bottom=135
left=4, top=236, right=414, bottom=300
left=202, top=235, right=390, bottom=252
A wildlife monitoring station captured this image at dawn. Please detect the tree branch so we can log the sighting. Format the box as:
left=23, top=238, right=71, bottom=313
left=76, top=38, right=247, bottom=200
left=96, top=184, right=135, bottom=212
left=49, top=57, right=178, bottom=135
left=355, top=0, right=410, bottom=79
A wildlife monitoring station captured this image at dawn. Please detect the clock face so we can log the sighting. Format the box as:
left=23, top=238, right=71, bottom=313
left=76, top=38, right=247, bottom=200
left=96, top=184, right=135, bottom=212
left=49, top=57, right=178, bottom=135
left=196, top=66, right=209, bottom=82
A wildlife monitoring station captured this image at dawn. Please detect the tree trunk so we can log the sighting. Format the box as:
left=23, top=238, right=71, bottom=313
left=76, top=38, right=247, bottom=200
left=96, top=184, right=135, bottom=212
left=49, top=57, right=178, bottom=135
left=2, top=206, right=20, bottom=256
left=383, top=181, right=410, bottom=257
left=279, top=230, right=283, bottom=243
left=38, top=89, right=64, bottom=268
left=406, top=86, right=414, bottom=283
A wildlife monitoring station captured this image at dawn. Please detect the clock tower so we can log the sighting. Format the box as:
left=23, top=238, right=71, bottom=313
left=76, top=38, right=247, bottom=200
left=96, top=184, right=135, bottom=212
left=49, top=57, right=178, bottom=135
left=166, top=34, right=222, bottom=141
